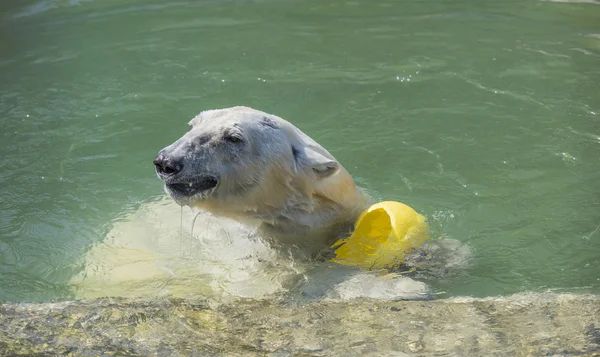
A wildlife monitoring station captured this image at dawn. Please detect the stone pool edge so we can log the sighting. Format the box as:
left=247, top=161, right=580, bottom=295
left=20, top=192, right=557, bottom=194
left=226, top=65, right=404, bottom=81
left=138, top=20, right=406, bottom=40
left=1, top=292, right=599, bottom=356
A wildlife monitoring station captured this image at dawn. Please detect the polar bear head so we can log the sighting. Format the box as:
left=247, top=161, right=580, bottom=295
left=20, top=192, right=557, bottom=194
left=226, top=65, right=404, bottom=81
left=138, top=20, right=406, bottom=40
left=154, top=106, right=368, bottom=243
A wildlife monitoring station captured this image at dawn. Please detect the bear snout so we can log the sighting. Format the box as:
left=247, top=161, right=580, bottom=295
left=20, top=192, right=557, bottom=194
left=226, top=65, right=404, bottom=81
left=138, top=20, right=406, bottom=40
left=153, top=153, right=183, bottom=178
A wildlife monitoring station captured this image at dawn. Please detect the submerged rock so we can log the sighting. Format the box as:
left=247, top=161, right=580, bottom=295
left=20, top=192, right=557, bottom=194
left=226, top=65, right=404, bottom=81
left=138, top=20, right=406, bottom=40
left=1, top=293, right=599, bottom=356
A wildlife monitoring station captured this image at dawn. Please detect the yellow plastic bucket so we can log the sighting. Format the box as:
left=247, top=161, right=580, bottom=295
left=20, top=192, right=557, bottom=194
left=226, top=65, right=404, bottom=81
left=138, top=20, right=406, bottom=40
left=332, top=201, right=430, bottom=270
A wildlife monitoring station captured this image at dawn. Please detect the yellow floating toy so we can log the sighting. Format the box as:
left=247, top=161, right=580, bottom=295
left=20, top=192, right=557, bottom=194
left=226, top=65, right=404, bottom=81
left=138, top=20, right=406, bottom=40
left=332, top=201, right=430, bottom=270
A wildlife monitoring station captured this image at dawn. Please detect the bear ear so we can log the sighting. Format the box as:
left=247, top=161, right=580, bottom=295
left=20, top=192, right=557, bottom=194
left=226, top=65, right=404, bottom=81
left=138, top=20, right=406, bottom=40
left=293, top=145, right=339, bottom=179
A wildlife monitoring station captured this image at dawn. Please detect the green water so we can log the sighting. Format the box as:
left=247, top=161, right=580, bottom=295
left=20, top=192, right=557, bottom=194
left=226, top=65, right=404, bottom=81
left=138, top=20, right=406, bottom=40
left=0, top=0, right=599, bottom=302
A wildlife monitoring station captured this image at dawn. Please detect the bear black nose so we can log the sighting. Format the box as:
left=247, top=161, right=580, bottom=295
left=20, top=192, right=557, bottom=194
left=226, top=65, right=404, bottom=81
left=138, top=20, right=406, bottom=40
left=153, top=153, right=182, bottom=177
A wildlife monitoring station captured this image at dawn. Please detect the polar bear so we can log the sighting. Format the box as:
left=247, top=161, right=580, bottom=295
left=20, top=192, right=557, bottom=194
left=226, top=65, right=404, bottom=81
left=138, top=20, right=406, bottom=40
left=72, top=106, right=466, bottom=300
left=153, top=106, right=371, bottom=255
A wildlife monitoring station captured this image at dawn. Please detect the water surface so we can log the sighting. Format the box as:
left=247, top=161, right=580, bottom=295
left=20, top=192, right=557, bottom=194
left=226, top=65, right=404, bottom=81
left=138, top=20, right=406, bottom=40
left=0, top=0, right=599, bottom=302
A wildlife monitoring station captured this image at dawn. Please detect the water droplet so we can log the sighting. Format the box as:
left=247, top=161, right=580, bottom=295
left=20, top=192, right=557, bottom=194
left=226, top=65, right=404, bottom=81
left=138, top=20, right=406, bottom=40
left=26, top=114, right=29, bottom=117
left=221, top=79, right=225, bottom=82
left=560, top=152, right=577, bottom=163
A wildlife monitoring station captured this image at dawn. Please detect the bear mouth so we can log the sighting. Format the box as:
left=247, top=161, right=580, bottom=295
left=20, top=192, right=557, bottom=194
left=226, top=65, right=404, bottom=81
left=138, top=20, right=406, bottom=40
left=166, top=176, right=219, bottom=196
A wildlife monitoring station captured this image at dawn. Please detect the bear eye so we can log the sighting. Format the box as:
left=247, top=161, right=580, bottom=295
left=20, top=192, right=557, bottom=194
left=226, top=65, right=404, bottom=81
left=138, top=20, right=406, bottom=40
left=225, top=134, right=243, bottom=144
